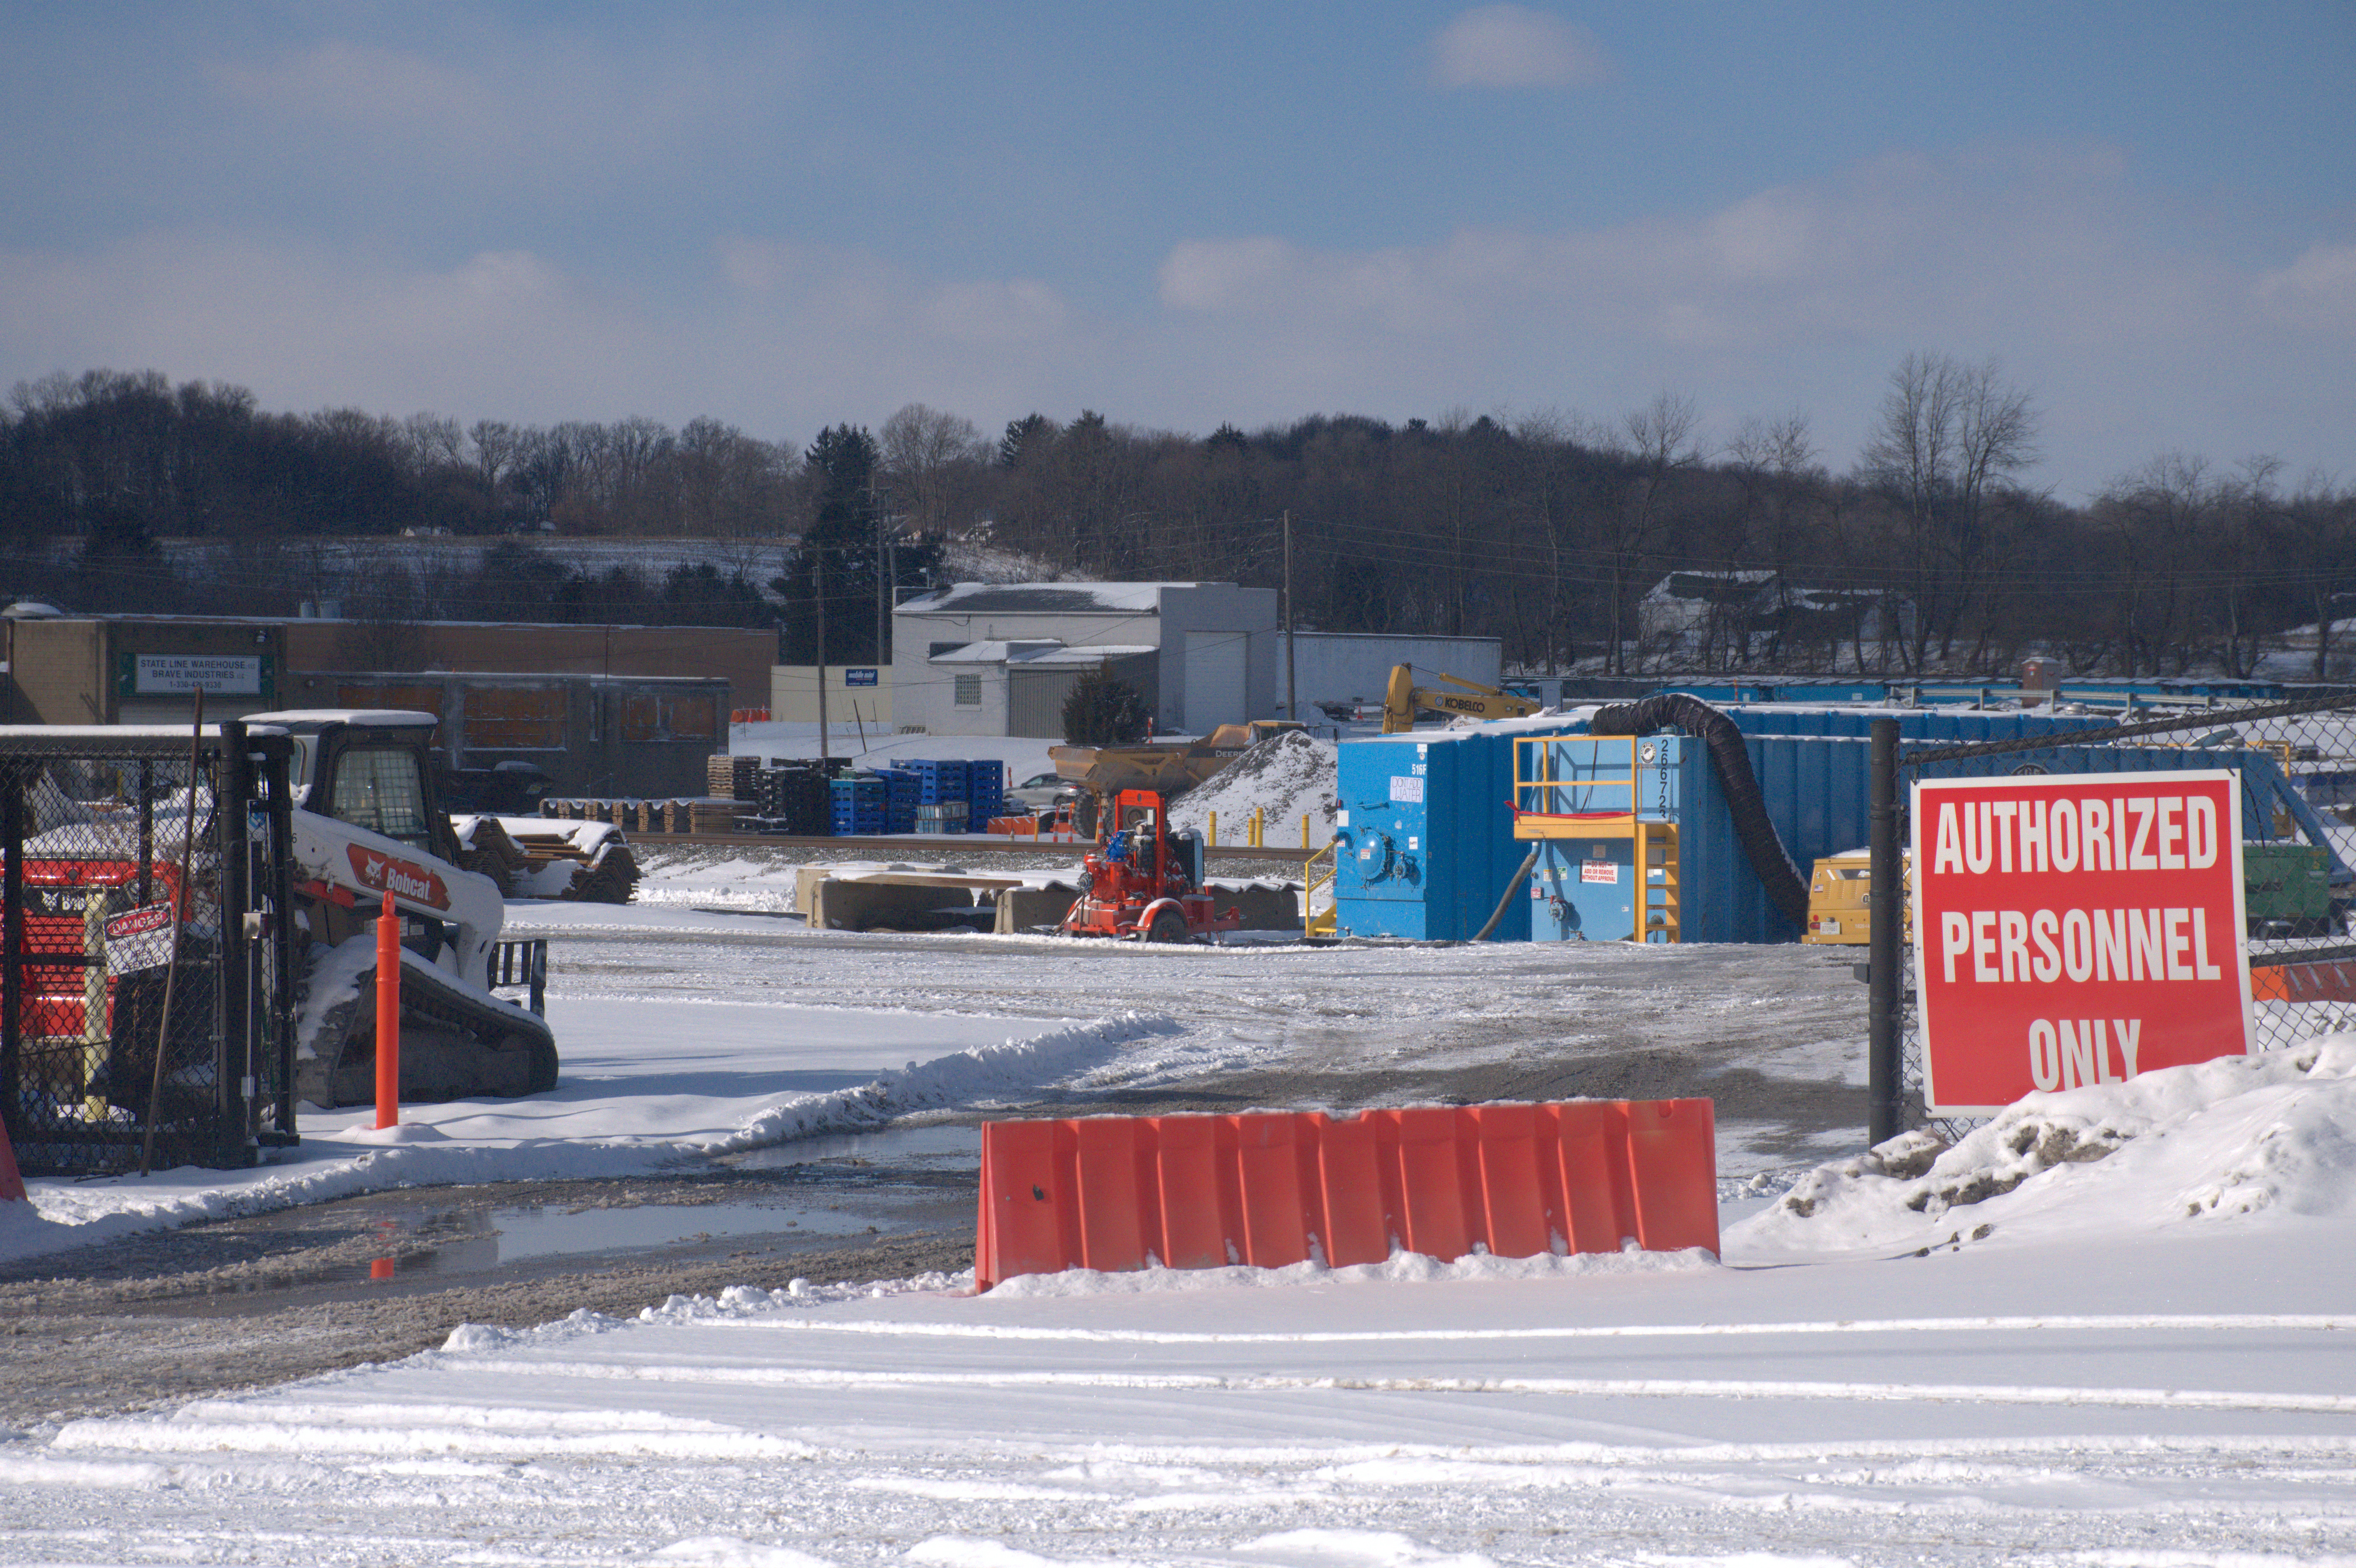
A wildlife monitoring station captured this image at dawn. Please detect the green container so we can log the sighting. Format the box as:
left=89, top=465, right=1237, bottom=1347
left=2243, top=841, right=2330, bottom=922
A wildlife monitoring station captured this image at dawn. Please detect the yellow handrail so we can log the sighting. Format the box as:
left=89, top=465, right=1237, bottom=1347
left=1513, top=734, right=1650, bottom=833
left=1303, top=838, right=1338, bottom=937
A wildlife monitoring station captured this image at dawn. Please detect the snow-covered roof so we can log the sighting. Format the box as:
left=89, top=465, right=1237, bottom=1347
left=1017, top=644, right=1157, bottom=666
left=241, top=709, right=439, bottom=731
left=927, top=640, right=1158, bottom=666
left=1645, top=569, right=1778, bottom=604
left=898, top=582, right=1210, bottom=616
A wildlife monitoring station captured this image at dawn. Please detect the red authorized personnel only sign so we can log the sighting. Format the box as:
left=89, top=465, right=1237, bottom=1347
left=1911, top=770, right=2255, bottom=1115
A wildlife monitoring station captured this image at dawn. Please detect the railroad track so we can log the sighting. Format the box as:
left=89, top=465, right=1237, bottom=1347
left=627, top=831, right=1316, bottom=864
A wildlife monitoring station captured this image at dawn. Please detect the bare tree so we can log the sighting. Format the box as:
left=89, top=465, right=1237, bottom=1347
left=1859, top=352, right=2041, bottom=670
left=1507, top=409, right=1589, bottom=674
left=1604, top=392, right=1703, bottom=674
left=1727, top=412, right=1818, bottom=667
left=466, top=420, right=524, bottom=495
left=2099, top=451, right=2219, bottom=675
left=879, top=403, right=987, bottom=535
left=2210, top=455, right=2284, bottom=676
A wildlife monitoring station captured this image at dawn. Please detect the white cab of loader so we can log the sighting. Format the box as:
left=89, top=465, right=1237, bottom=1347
left=243, top=709, right=553, bottom=1105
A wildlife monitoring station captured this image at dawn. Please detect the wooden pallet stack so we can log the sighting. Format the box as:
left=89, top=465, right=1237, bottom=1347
left=687, top=800, right=744, bottom=834
left=707, top=755, right=761, bottom=800
left=454, top=815, right=640, bottom=903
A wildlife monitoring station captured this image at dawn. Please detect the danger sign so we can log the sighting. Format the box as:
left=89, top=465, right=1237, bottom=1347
left=103, top=901, right=178, bottom=974
left=1911, top=771, right=2255, bottom=1115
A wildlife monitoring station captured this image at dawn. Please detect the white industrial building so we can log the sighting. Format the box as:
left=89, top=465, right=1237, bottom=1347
left=892, top=582, right=1279, bottom=738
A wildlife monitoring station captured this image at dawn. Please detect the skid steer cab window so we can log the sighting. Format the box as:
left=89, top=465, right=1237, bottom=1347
left=331, top=747, right=432, bottom=847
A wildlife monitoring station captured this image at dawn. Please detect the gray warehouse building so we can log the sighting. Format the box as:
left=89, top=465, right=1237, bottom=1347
left=893, top=582, right=1279, bottom=739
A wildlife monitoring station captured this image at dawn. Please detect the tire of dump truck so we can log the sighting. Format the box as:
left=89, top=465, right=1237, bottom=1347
left=1145, top=908, right=1190, bottom=944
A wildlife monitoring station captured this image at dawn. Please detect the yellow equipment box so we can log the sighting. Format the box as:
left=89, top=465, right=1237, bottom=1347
left=1803, top=849, right=1912, bottom=946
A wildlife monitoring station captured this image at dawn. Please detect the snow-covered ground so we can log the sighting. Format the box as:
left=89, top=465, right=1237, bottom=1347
left=8, top=869, right=2356, bottom=1560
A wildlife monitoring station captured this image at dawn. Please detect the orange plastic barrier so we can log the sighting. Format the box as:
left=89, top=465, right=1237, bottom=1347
left=2251, top=959, right=2356, bottom=1004
left=974, top=1099, right=1716, bottom=1290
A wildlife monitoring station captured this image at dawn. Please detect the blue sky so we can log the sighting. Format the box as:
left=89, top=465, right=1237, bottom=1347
left=3, top=2, right=2350, bottom=498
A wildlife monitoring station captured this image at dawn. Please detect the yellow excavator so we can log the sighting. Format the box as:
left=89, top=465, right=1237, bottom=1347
left=1380, top=666, right=1539, bottom=733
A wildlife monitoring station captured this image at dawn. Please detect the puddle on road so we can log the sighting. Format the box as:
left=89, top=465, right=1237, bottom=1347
left=214, top=1121, right=983, bottom=1292
left=310, top=1199, right=881, bottom=1286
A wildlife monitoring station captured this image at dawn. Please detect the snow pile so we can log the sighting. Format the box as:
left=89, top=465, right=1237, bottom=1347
left=1732, top=1037, right=2356, bottom=1260
left=1168, top=730, right=1338, bottom=849
left=985, top=1244, right=1715, bottom=1298
left=713, top=1011, right=1184, bottom=1151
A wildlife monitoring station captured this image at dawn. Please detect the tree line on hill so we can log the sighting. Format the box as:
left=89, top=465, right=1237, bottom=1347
left=3, top=361, right=2352, bottom=676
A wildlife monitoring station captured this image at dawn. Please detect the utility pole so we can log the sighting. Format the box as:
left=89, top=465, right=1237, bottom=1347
left=1281, top=509, right=1295, bottom=723
left=815, top=551, right=829, bottom=766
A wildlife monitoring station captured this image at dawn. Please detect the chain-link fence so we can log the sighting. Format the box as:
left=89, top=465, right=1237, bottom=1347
left=1866, top=689, right=2356, bottom=1142
left=0, top=722, right=298, bottom=1175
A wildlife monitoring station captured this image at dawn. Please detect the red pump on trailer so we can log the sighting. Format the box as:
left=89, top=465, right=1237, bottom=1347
left=1060, top=789, right=1242, bottom=943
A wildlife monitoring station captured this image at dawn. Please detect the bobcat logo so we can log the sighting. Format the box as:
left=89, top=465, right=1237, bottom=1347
left=345, top=844, right=450, bottom=910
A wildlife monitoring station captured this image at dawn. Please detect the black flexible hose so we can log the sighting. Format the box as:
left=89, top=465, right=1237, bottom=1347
left=1474, top=845, right=1541, bottom=943
left=1590, top=694, right=1810, bottom=930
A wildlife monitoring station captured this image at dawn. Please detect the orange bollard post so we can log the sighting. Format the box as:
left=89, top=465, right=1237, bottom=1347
left=375, top=890, right=401, bottom=1130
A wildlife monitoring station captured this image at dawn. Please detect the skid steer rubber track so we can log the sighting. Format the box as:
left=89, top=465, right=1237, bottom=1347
left=296, top=941, right=559, bottom=1108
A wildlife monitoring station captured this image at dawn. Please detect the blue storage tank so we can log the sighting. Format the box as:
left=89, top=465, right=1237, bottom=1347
left=1520, top=734, right=1874, bottom=944
left=1332, top=723, right=1573, bottom=940
left=1717, top=706, right=2117, bottom=742
left=1555, top=705, right=2120, bottom=744
left=1515, top=734, right=2312, bottom=945
left=1762, top=683, right=1888, bottom=704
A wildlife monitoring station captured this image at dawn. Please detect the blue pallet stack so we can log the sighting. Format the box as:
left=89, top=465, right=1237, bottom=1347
left=965, top=761, right=1006, bottom=824
left=908, top=759, right=970, bottom=804
left=830, top=776, right=885, bottom=836
left=874, top=768, right=920, bottom=834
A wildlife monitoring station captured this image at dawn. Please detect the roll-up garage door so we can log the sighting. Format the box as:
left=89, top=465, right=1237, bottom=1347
left=1183, top=630, right=1248, bottom=734
left=1009, top=668, right=1082, bottom=738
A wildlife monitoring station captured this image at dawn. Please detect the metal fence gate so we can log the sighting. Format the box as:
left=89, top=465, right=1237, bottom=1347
left=0, top=721, right=299, bottom=1175
left=1865, top=691, right=2356, bottom=1144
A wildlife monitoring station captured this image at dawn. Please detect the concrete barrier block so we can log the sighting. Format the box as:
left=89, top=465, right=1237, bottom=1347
left=808, top=878, right=975, bottom=932
left=995, top=885, right=1081, bottom=933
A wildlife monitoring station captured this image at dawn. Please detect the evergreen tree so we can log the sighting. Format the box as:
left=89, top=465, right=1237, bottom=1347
left=1061, top=666, right=1150, bottom=745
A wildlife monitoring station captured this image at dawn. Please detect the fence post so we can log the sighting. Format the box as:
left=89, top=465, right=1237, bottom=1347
left=220, top=720, right=253, bottom=1158
left=262, top=742, right=299, bottom=1142
left=1868, top=716, right=1903, bottom=1146
left=2, top=778, right=20, bottom=1132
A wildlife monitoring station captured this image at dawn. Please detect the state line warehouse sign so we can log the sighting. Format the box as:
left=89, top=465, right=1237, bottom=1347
left=1911, top=771, right=2255, bottom=1115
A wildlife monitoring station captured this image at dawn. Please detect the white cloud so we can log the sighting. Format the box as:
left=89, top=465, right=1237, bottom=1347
left=1147, top=144, right=2352, bottom=493
left=1431, top=5, right=1610, bottom=90
left=0, top=146, right=2346, bottom=497
left=2257, top=242, right=2356, bottom=333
